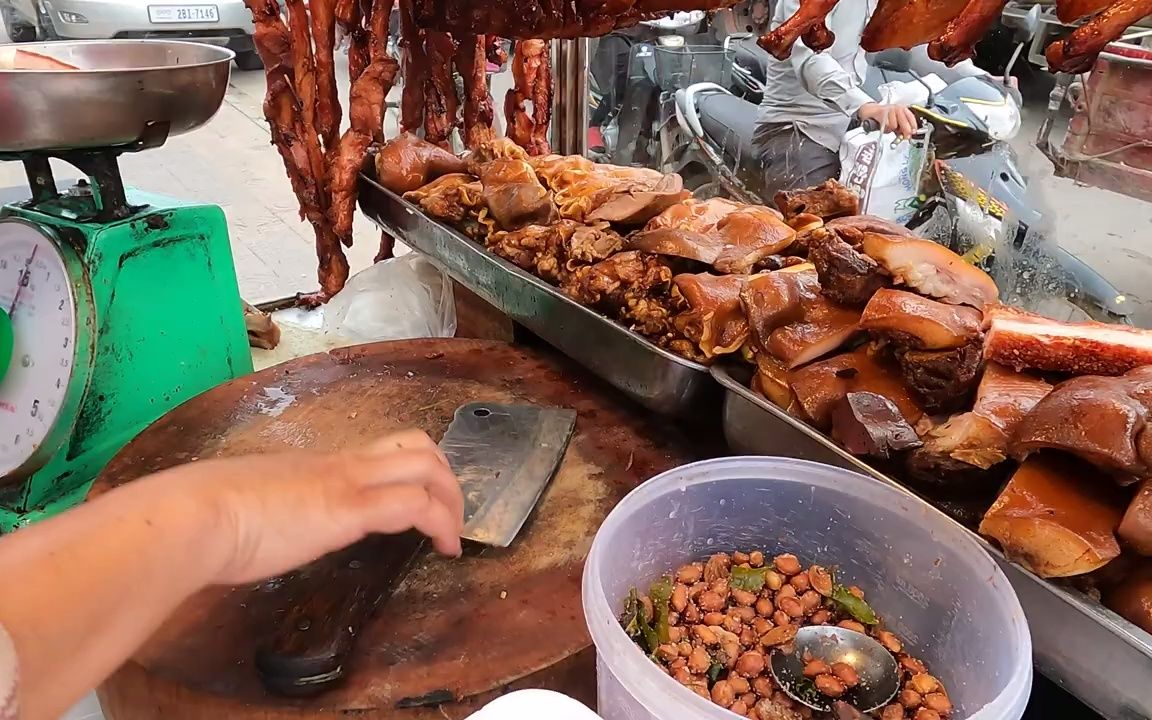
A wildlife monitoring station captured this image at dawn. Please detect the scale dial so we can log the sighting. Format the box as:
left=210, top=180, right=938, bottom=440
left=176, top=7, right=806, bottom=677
left=0, top=220, right=82, bottom=480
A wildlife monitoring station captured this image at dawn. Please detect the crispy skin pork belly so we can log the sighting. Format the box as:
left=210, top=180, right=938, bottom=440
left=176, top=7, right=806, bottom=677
left=985, top=305, right=1152, bottom=376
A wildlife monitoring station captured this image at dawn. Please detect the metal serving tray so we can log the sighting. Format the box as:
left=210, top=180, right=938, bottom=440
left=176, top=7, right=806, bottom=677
left=357, top=174, right=718, bottom=416
left=713, top=365, right=1152, bottom=720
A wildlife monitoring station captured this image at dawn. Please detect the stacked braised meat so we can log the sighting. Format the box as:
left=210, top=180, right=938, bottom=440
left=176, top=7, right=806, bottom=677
left=377, top=144, right=1152, bottom=639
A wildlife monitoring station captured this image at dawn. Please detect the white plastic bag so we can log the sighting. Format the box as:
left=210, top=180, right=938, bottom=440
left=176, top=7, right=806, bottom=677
left=322, top=252, right=456, bottom=341
left=838, top=125, right=930, bottom=225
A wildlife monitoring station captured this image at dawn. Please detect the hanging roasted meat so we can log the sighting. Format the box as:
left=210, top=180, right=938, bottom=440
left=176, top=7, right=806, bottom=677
left=245, top=0, right=400, bottom=301
left=758, top=0, right=1145, bottom=72
left=506, top=39, right=552, bottom=155
left=423, top=31, right=460, bottom=147
left=408, top=0, right=740, bottom=38
left=398, top=0, right=425, bottom=133
left=1047, top=0, right=1152, bottom=72
left=455, top=35, right=497, bottom=150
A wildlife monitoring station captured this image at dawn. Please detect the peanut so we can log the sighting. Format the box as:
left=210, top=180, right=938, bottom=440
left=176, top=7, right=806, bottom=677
left=729, top=700, right=749, bottom=717
left=705, top=553, right=731, bottom=583
left=772, top=610, right=791, bottom=627
left=764, top=570, right=785, bottom=591
left=734, top=650, right=766, bottom=678
left=729, top=676, right=751, bottom=695
left=790, top=572, right=811, bottom=592
left=676, top=563, right=703, bottom=585
left=914, top=710, right=941, bottom=720
left=838, top=620, right=867, bottom=634
left=656, top=643, right=678, bottom=662
left=698, top=591, right=726, bottom=612
left=799, top=590, right=822, bottom=614
left=671, top=584, right=688, bottom=613
left=752, top=677, right=774, bottom=697
left=776, top=584, right=798, bottom=600
left=907, top=673, right=940, bottom=696
left=733, top=588, right=758, bottom=607
left=900, top=656, right=928, bottom=676
left=923, top=693, right=952, bottom=714
left=752, top=617, right=773, bottom=636
left=731, top=606, right=757, bottom=622
left=668, top=611, right=680, bottom=626
left=881, top=705, right=905, bottom=720
left=755, top=598, right=774, bottom=618
left=899, top=689, right=923, bottom=709
left=760, top=622, right=798, bottom=647
left=877, top=630, right=904, bottom=654
left=703, top=611, right=725, bottom=627
left=688, top=582, right=707, bottom=600
left=774, top=553, right=802, bottom=575
left=814, top=673, right=846, bottom=698
left=848, top=586, right=865, bottom=599
left=722, top=615, right=743, bottom=634
left=749, top=550, right=765, bottom=567
left=693, top=625, right=719, bottom=645
left=683, top=603, right=700, bottom=623
left=809, top=609, right=831, bottom=625
left=740, top=627, right=757, bottom=647
left=711, top=679, right=737, bottom=707
left=808, top=565, right=833, bottom=596
left=803, top=659, right=831, bottom=678
left=689, top=680, right=710, bottom=699
left=672, top=666, right=692, bottom=684
left=710, top=578, right=731, bottom=598
left=678, top=641, right=694, bottom=657
left=831, top=662, right=860, bottom=688
left=733, top=551, right=751, bottom=565
left=779, top=596, right=804, bottom=618
left=687, top=647, right=711, bottom=674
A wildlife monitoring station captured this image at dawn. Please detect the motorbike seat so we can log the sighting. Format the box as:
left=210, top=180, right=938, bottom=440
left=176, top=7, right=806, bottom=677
left=732, top=38, right=770, bottom=85
left=698, top=92, right=763, bottom=171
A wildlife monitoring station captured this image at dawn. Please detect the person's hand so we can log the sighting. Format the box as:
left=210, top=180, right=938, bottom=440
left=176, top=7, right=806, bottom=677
left=150, top=429, right=464, bottom=585
left=858, top=102, right=918, bottom=139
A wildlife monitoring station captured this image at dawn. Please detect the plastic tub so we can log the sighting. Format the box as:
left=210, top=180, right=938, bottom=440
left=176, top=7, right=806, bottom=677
left=582, top=457, right=1032, bottom=720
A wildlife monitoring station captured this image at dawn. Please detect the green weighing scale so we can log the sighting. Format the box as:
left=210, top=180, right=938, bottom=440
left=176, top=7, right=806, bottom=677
left=0, top=40, right=254, bottom=531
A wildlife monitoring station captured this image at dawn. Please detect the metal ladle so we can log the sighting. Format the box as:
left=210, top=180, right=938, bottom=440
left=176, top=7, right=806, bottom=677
left=769, top=626, right=900, bottom=714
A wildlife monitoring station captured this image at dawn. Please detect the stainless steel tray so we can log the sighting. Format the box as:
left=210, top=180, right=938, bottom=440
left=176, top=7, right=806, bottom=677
left=358, top=174, right=718, bottom=416
left=713, top=365, right=1152, bottom=720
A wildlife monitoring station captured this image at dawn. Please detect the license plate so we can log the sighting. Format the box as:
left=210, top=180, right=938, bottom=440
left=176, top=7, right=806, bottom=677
left=147, top=5, right=219, bottom=23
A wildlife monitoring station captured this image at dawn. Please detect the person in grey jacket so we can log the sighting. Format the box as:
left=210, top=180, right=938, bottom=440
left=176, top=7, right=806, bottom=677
left=756, top=0, right=988, bottom=198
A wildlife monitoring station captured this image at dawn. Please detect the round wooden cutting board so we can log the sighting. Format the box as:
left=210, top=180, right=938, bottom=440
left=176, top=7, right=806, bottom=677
left=91, top=339, right=702, bottom=718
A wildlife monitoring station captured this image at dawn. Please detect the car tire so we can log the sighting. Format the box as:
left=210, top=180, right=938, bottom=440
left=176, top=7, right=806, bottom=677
left=235, top=51, right=264, bottom=71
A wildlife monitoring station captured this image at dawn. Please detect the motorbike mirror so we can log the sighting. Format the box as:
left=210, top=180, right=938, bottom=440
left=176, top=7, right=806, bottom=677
left=871, top=49, right=911, bottom=72
left=1004, top=4, right=1041, bottom=43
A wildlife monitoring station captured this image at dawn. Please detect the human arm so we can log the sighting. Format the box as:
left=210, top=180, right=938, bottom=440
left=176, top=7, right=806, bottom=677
left=774, top=0, right=874, bottom=117
left=0, top=430, right=462, bottom=720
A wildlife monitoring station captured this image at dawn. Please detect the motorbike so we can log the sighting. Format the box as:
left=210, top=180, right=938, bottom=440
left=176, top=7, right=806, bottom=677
left=664, top=34, right=1131, bottom=322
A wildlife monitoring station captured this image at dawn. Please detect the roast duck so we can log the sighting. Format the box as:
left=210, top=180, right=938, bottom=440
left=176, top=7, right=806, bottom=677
left=373, top=139, right=1152, bottom=638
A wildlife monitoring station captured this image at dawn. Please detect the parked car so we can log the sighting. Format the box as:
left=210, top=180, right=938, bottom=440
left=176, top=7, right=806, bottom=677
left=1, top=0, right=265, bottom=70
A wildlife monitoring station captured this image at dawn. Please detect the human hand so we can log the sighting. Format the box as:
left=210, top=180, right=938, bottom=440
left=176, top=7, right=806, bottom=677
left=858, top=102, right=918, bottom=139
left=156, top=429, right=464, bottom=585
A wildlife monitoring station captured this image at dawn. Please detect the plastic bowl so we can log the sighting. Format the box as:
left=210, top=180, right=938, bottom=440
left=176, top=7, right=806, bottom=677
left=582, top=457, right=1032, bottom=720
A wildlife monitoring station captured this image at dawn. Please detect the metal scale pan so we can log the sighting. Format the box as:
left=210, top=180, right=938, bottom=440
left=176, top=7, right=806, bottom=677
left=0, top=39, right=234, bottom=152
left=357, top=174, right=719, bottom=417
left=713, top=365, right=1152, bottom=720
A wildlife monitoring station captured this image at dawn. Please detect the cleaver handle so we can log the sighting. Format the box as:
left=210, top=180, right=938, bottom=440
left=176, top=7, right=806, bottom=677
left=255, top=531, right=426, bottom=696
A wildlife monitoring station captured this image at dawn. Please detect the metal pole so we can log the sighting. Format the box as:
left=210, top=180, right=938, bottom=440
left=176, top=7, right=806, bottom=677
left=552, top=38, right=589, bottom=157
